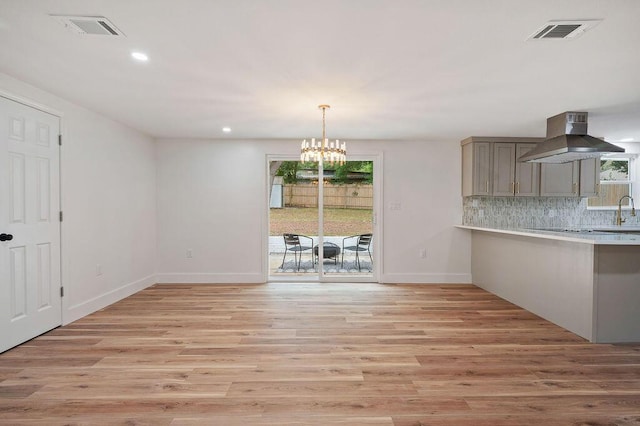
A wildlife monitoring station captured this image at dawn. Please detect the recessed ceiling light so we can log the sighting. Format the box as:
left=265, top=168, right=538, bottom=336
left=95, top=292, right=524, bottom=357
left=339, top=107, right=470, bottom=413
left=222, top=127, right=231, bottom=133
left=131, top=51, right=148, bottom=62
left=620, top=138, right=634, bottom=142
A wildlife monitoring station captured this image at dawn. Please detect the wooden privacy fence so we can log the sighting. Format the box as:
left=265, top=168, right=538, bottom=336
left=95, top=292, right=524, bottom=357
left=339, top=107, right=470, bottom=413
left=588, top=184, right=631, bottom=207
left=283, top=184, right=373, bottom=209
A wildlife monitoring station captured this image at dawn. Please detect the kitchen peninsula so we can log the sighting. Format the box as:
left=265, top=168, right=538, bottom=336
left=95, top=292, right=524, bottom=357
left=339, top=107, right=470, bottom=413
left=458, top=225, right=640, bottom=343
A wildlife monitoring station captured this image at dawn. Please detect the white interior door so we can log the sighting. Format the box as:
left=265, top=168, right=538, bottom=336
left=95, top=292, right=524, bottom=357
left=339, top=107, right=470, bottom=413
left=0, top=96, right=61, bottom=353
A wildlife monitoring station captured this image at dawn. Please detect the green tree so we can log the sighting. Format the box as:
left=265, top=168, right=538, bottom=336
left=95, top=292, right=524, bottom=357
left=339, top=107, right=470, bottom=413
left=323, top=161, right=373, bottom=184
left=276, top=161, right=300, bottom=183
left=601, top=159, right=628, bottom=180
left=276, top=160, right=373, bottom=184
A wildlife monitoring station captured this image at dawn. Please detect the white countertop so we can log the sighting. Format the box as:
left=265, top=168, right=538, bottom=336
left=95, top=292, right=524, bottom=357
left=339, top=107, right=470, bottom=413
left=456, top=225, right=640, bottom=245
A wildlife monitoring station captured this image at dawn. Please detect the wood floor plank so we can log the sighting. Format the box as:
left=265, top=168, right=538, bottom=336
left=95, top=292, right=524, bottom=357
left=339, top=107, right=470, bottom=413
left=0, top=384, right=43, bottom=398
left=172, top=416, right=394, bottom=426
left=1, top=282, right=639, bottom=424
left=392, top=414, right=640, bottom=426
left=464, top=394, right=640, bottom=415
left=413, top=378, right=607, bottom=396
left=226, top=380, right=420, bottom=397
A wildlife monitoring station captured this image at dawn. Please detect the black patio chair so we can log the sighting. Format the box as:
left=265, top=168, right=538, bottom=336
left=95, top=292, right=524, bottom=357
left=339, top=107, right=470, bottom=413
left=341, top=233, right=373, bottom=271
left=281, top=233, right=314, bottom=271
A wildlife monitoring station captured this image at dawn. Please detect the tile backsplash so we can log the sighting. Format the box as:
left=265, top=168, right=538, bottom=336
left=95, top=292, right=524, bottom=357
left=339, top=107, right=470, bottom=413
left=462, top=197, right=637, bottom=229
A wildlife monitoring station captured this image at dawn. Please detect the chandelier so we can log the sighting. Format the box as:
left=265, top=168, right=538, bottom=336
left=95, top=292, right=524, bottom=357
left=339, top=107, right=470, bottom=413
left=300, top=104, right=346, bottom=165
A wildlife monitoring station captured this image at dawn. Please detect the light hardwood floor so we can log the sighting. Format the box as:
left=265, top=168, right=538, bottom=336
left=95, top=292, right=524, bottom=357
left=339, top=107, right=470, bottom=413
left=1, top=283, right=639, bottom=425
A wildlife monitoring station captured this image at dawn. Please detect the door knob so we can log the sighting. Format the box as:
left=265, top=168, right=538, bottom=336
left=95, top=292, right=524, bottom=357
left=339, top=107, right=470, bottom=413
left=0, top=234, right=13, bottom=241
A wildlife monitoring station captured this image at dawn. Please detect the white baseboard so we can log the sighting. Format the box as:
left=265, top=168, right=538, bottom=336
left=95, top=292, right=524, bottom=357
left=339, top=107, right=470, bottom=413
left=63, top=274, right=156, bottom=325
left=156, top=273, right=470, bottom=285
left=381, top=273, right=472, bottom=284
left=155, top=273, right=265, bottom=284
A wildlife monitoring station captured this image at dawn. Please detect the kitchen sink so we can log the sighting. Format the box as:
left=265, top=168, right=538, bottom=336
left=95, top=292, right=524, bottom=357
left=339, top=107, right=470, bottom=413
left=590, top=226, right=640, bottom=233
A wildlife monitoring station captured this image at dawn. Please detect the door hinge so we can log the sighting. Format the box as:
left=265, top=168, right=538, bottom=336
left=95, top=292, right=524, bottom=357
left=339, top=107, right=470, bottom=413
left=58, top=134, right=62, bottom=146
left=60, top=287, right=64, bottom=297
left=59, top=211, right=63, bottom=222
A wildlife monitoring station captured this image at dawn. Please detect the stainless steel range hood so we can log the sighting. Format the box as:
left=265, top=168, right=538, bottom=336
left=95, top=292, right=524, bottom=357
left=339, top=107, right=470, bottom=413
left=518, top=112, right=624, bottom=163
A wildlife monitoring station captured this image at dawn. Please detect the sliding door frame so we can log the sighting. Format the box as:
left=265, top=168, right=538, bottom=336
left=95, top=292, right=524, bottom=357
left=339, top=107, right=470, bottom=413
left=265, top=153, right=383, bottom=283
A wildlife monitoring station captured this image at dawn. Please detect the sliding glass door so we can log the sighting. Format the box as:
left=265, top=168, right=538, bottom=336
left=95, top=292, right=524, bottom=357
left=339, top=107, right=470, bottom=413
left=321, top=160, right=373, bottom=279
left=268, top=157, right=377, bottom=281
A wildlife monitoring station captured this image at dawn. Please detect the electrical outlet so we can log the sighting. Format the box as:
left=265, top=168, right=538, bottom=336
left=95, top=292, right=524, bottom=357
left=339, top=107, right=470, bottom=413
left=186, top=249, right=193, bottom=259
left=419, top=249, right=427, bottom=259
left=96, top=264, right=102, bottom=276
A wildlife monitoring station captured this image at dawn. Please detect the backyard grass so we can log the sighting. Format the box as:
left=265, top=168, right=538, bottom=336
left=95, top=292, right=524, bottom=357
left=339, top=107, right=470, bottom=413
left=270, top=207, right=373, bottom=236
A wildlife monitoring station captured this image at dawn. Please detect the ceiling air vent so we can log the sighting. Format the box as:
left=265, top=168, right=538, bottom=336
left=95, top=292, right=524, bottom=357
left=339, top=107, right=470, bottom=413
left=527, top=20, right=601, bottom=41
left=50, top=15, right=125, bottom=36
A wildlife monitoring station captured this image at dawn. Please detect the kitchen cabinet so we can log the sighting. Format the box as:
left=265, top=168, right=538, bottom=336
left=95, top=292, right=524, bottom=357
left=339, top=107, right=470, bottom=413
left=540, top=157, right=600, bottom=197
left=461, top=140, right=492, bottom=196
left=492, top=143, right=539, bottom=196
left=540, top=162, right=579, bottom=196
left=461, top=137, right=544, bottom=197
left=579, top=157, right=600, bottom=197
left=463, top=137, right=600, bottom=198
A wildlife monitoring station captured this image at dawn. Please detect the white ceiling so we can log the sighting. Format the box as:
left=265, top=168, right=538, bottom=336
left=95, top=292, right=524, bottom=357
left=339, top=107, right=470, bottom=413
left=1, top=0, right=639, bottom=142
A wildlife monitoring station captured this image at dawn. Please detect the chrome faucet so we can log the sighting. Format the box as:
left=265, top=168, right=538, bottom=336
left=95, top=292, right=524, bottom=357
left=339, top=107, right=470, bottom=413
left=616, top=195, right=636, bottom=226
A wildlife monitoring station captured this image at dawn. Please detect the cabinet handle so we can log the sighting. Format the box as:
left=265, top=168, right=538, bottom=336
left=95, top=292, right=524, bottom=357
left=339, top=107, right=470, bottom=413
left=511, top=182, right=515, bottom=194
left=572, top=182, right=578, bottom=194
left=516, top=182, right=520, bottom=194
left=485, top=181, right=489, bottom=193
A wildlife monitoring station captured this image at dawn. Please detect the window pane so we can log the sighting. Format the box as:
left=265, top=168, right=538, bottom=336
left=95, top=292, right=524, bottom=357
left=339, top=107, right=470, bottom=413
left=600, top=159, right=629, bottom=181
left=588, top=183, right=631, bottom=207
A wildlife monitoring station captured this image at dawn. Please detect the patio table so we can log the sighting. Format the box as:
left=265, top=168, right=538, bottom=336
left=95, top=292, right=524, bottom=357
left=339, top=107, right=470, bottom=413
left=313, top=242, right=340, bottom=264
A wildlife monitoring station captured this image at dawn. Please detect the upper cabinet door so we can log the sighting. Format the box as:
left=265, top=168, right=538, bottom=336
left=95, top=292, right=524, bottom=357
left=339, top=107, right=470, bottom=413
left=540, top=162, right=579, bottom=196
left=492, top=143, right=516, bottom=196
left=462, top=141, right=492, bottom=196
left=472, top=142, right=492, bottom=196
left=579, top=157, right=600, bottom=197
left=514, top=144, right=540, bottom=197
